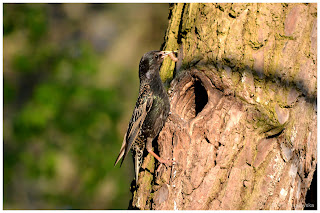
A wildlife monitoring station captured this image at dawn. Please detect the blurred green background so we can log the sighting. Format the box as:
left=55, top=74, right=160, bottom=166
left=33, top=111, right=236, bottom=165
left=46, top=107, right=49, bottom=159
left=3, top=3, right=169, bottom=209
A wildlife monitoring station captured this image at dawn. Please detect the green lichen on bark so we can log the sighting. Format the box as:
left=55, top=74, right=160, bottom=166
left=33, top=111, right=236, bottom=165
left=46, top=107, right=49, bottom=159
left=160, top=3, right=185, bottom=84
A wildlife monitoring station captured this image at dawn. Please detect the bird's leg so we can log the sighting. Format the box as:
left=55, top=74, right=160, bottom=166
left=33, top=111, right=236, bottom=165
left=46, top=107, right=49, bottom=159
left=146, top=137, right=173, bottom=166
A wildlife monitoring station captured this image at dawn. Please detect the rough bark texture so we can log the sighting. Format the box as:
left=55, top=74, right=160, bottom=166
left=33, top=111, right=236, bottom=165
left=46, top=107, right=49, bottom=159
left=129, top=3, right=317, bottom=210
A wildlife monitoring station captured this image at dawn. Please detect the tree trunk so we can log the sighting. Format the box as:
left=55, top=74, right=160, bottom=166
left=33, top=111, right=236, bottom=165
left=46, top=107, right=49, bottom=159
left=129, top=3, right=317, bottom=210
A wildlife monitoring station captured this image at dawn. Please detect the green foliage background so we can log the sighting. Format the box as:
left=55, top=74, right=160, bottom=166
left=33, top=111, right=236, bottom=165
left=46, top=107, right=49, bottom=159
left=3, top=3, right=169, bottom=209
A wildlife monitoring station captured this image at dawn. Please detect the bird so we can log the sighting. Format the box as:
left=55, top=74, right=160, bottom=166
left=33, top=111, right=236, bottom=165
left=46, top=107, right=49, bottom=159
left=114, top=50, right=175, bottom=182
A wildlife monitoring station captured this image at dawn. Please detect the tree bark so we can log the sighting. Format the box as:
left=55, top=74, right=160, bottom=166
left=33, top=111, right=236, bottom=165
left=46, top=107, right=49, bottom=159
left=129, top=3, right=317, bottom=210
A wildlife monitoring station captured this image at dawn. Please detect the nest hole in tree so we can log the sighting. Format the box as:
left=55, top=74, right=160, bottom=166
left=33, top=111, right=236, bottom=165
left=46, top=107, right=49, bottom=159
left=174, top=75, right=209, bottom=120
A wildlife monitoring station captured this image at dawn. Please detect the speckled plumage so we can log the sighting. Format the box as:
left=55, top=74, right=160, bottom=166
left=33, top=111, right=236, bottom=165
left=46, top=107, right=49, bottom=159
left=114, top=51, right=172, bottom=182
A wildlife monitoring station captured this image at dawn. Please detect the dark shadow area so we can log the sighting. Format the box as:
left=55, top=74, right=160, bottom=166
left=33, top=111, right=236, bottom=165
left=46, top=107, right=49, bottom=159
left=194, top=79, right=208, bottom=115
left=305, top=167, right=317, bottom=210
left=128, top=179, right=139, bottom=210
left=266, top=128, right=285, bottom=139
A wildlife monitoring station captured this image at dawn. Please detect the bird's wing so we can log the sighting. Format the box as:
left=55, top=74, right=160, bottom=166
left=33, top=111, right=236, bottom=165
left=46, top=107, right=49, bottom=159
left=114, top=84, right=153, bottom=166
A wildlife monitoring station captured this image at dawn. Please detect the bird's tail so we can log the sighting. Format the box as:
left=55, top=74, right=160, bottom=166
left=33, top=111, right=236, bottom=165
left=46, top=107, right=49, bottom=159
left=135, top=149, right=143, bottom=183
left=114, top=133, right=127, bottom=166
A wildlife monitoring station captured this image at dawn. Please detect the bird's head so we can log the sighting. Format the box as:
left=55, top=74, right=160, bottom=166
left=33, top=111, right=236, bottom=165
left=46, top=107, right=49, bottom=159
left=138, top=50, right=172, bottom=82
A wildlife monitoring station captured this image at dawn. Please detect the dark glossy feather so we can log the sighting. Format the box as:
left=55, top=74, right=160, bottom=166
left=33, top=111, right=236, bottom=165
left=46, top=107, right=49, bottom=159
left=114, top=84, right=153, bottom=166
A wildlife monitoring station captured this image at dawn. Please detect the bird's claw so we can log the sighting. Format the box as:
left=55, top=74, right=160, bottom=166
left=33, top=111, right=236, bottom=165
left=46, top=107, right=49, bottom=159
left=159, top=158, right=176, bottom=167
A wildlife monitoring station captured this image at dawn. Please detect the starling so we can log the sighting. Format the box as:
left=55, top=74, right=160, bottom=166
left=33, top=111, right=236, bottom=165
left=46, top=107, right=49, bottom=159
left=114, top=50, right=174, bottom=182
